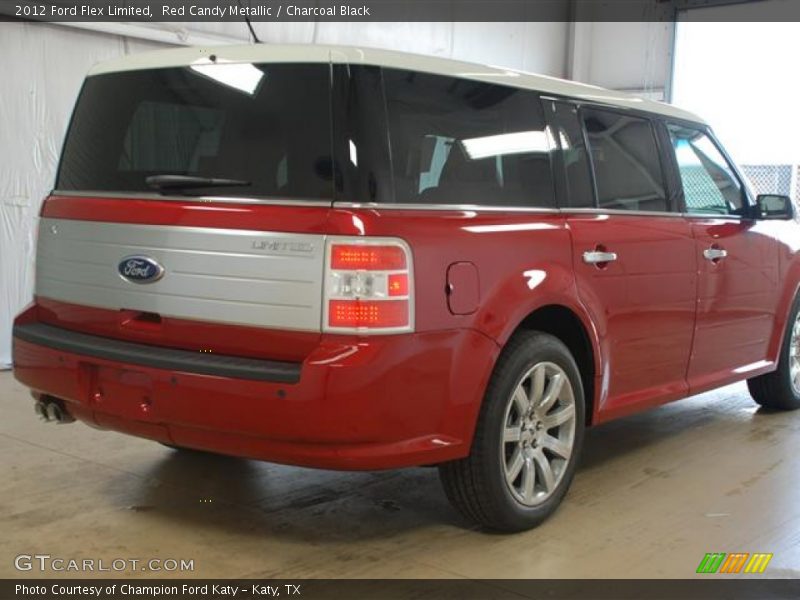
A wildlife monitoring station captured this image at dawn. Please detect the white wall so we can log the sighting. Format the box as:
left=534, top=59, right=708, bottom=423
left=570, top=21, right=673, bottom=98
left=567, top=0, right=676, bottom=98
left=567, top=21, right=674, bottom=99
left=0, top=21, right=569, bottom=367
left=0, top=23, right=166, bottom=368
left=62, top=20, right=571, bottom=74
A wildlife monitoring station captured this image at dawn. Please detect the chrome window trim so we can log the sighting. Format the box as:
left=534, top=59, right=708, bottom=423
left=678, top=212, right=745, bottom=221
left=52, top=190, right=332, bottom=207
left=333, top=202, right=748, bottom=220
left=333, top=202, right=560, bottom=214
left=565, top=208, right=685, bottom=219
left=53, top=192, right=749, bottom=220
left=567, top=208, right=746, bottom=220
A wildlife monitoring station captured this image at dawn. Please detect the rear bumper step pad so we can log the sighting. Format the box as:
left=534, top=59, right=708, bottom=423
left=13, top=322, right=301, bottom=383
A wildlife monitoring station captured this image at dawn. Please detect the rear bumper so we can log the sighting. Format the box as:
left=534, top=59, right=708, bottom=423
left=14, top=322, right=301, bottom=383
left=12, top=316, right=498, bottom=470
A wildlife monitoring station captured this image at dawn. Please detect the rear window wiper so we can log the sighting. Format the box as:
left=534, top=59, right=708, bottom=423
left=145, top=175, right=251, bottom=194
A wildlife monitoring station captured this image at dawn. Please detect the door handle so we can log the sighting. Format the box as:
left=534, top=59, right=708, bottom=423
left=583, top=250, right=618, bottom=265
left=703, top=247, right=728, bottom=261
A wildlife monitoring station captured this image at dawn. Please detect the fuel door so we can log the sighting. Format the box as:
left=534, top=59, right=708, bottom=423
left=446, top=262, right=479, bottom=315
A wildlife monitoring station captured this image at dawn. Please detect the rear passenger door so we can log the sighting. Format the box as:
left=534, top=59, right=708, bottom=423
left=548, top=102, right=698, bottom=420
left=664, top=123, right=780, bottom=392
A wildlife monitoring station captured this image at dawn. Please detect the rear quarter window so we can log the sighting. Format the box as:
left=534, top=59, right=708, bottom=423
left=338, top=66, right=557, bottom=208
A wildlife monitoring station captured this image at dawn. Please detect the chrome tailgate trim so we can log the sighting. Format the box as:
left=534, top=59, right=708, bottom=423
left=36, top=218, right=325, bottom=332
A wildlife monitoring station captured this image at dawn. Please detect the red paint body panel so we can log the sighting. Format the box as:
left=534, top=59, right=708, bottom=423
left=767, top=220, right=800, bottom=361
left=42, top=194, right=331, bottom=233
left=567, top=214, right=697, bottom=420
left=13, top=311, right=498, bottom=470
left=13, top=193, right=800, bottom=468
left=687, top=218, right=780, bottom=392
left=36, top=298, right=321, bottom=363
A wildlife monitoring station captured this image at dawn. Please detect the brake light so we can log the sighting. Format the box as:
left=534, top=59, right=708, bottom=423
left=324, top=238, right=414, bottom=334
left=329, top=300, right=409, bottom=328
left=331, top=245, right=407, bottom=270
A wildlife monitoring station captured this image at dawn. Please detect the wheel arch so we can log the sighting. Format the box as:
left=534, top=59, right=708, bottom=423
left=502, top=303, right=600, bottom=427
left=768, top=276, right=800, bottom=364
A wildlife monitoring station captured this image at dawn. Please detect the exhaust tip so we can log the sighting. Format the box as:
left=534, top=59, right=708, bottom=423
left=34, top=400, right=49, bottom=421
left=37, top=397, right=76, bottom=424
left=46, top=402, right=62, bottom=422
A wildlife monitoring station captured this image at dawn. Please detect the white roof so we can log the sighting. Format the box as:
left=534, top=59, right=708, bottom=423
left=89, top=43, right=704, bottom=124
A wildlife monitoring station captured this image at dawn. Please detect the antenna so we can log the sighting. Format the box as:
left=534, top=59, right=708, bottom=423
left=237, top=0, right=261, bottom=43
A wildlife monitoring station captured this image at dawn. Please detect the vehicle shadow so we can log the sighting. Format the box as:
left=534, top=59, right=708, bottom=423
left=578, top=383, right=791, bottom=471
left=109, top=446, right=465, bottom=544
left=107, top=383, right=785, bottom=542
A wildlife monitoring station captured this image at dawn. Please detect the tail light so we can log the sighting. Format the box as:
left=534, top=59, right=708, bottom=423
left=323, top=238, right=414, bottom=334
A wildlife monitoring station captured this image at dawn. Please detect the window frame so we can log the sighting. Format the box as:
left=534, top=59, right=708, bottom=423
left=578, top=104, right=677, bottom=215
left=332, top=72, right=742, bottom=218
left=543, top=97, right=686, bottom=216
left=541, top=98, right=596, bottom=210
left=660, top=118, right=755, bottom=219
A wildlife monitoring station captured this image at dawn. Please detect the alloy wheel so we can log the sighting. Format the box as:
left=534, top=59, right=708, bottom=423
left=500, top=361, right=577, bottom=506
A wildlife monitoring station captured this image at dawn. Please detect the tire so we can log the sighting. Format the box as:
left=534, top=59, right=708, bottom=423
left=439, top=331, right=586, bottom=532
left=747, top=295, right=800, bottom=411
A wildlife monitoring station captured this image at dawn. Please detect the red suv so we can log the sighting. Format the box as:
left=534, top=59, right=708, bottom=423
left=12, top=45, right=799, bottom=532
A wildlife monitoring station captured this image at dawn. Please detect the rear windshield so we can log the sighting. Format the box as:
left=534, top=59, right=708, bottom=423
left=57, top=63, right=333, bottom=199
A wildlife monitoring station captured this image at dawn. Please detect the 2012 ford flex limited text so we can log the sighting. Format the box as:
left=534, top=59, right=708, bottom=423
left=12, top=45, right=800, bottom=532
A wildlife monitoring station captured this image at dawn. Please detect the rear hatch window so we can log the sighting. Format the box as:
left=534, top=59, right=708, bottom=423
left=57, top=62, right=334, bottom=200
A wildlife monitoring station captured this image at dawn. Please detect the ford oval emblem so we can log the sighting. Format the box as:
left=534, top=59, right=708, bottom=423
left=118, top=256, right=164, bottom=284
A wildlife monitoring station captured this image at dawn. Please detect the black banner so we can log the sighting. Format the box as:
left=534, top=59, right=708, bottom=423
left=4, top=579, right=800, bottom=600
left=3, top=0, right=800, bottom=23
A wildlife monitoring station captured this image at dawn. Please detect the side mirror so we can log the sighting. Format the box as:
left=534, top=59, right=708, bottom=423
left=756, top=194, right=795, bottom=220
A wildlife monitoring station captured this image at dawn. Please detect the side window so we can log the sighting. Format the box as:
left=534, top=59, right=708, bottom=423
left=582, top=109, right=668, bottom=212
left=380, top=68, right=556, bottom=207
left=547, top=101, right=594, bottom=208
left=418, top=135, right=455, bottom=193
left=666, top=124, right=744, bottom=215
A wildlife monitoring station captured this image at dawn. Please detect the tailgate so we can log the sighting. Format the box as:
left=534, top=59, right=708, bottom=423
left=35, top=195, right=330, bottom=362
left=35, top=59, right=338, bottom=362
left=38, top=215, right=324, bottom=332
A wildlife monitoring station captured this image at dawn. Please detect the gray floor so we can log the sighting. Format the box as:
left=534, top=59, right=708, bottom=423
left=1, top=370, right=798, bottom=579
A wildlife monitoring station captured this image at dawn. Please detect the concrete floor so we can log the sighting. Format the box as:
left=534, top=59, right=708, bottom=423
left=1, top=369, right=799, bottom=579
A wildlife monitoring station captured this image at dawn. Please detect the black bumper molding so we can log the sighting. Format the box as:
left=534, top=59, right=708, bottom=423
left=13, top=322, right=301, bottom=383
